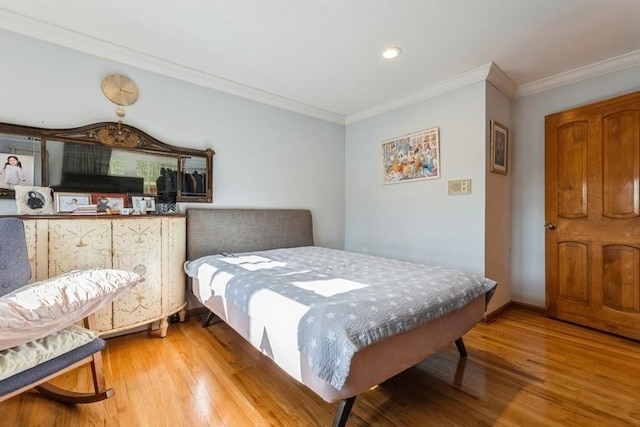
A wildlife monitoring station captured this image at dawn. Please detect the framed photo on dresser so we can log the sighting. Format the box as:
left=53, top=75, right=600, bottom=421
left=54, top=192, right=92, bottom=213
left=131, top=195, right=156, bottom=213
left=15, top=185, right=55, bottom=215
left=91, top=193, right=127, bottom=212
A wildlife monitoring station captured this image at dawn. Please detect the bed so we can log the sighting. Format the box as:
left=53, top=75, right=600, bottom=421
left=185, top=208, right=496, bottom=426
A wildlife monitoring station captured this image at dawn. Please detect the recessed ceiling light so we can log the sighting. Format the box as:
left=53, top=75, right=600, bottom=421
left=382, top=47, right=402, bottom=60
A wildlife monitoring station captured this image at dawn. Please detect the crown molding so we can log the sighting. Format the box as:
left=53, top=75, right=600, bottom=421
left=4, top=7, right=637, bottom=126
left=486, top=63, right=517, bottom=98
left=515, top=49, right=640, bottom=98
left=0, top=8, right=345, bottom=125
left=345, top=63, right=496, bottom=125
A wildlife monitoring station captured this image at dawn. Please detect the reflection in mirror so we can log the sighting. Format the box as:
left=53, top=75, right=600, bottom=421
left=0, top=134, right=42, bottom=197
left=0, top=121, right=214, bottom=202
left=180, top=156, right=208, bottom=198
left=47, top=140, right=178, bottom=196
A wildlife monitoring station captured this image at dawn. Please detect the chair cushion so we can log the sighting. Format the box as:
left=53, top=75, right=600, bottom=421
left=0, top=269, right=143, bottom=351
left=0, top=218, right=31, bottom=297
left=0, top=325, right=98, bottom=381
left=0, top=337, right=106, bottom=397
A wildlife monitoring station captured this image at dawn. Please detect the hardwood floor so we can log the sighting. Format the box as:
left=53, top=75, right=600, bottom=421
left=2, top=308, right=640, bottom=426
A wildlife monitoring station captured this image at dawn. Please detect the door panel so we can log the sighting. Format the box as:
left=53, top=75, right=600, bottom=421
left=557, top=242, right=589, bottom=302
left=546, top=91, right=640, bottom=340
left=602, top=245, right=640, bottom=312
left=558, top=122, right=588, bottom=219
left=602, top=112, right=639, bottom=218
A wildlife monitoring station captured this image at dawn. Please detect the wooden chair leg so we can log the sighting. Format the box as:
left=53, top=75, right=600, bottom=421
left=35, top=382, right=114, bottom=404
left=89, top=350, right=108, bottom=394
left=35, top=351, right=114, bottom=404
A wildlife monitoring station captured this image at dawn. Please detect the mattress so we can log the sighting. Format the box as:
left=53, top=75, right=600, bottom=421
left=185, top=246, right=496, bottom=392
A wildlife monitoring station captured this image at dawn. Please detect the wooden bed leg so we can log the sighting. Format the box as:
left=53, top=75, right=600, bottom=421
left=455, top=337, right=467, bottom=357
left=333, top=396, right=356, bottom=427
left=202, top=312, right=216, bottom=328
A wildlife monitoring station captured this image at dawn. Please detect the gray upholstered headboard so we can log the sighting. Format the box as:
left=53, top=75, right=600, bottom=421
left=186, top=208, right=314, bottom=260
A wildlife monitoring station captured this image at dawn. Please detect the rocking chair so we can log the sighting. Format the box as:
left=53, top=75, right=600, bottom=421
left=0, top=217, right=141, bottom=403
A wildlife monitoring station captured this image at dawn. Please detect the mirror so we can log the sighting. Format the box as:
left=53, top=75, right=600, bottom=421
left=0, top=121, right=214, bottom=203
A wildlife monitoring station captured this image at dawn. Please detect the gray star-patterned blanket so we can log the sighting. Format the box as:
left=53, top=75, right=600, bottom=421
left=185, top=246, right=496, bottom=390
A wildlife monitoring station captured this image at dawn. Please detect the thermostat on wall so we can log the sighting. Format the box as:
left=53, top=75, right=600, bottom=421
left=448, top=179, right=471, bottom=195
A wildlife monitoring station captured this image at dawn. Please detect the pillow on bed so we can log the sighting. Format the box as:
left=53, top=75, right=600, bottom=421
left=0, top=268, right=143, bottom=351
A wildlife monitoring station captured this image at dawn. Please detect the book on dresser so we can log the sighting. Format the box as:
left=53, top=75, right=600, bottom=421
left=70, top=204, right=105, bottom=215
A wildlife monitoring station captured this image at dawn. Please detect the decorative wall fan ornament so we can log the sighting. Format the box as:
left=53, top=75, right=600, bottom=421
left=101, top=74, right=139, bottom=117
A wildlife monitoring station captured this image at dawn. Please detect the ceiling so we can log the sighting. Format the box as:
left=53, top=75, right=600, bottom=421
left=1, top=0, right=640, bottom=124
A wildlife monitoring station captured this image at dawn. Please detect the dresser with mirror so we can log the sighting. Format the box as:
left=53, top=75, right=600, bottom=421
left=0, top=120, right=214, bottom=337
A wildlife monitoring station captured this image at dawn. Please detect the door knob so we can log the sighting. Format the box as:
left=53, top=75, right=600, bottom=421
left=545, top=223, right=557, bottom=230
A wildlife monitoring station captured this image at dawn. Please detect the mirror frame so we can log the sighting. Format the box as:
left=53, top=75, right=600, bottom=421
left=0, top=121, right=214, bottom=202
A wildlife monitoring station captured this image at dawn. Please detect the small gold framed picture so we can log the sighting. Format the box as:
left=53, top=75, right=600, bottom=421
left=490, top=120, right=508, bottom=175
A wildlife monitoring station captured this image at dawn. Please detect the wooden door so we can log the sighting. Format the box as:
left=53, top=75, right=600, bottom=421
left=545, top=91, right=640, bottom=340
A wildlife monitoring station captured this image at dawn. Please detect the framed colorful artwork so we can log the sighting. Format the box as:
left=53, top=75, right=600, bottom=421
left=382, top=127, right=440, bottom=184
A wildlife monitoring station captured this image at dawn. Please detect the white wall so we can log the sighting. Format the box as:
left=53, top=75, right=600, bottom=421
left=511, top=65, right=640, bottom=306
left=345, top=82, right=487, bottom=275
left=7, top=29, right=640, bottom=309
left=0, top=30, right=345, bottom=248
left=345, top=63, right=640, bottom=310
